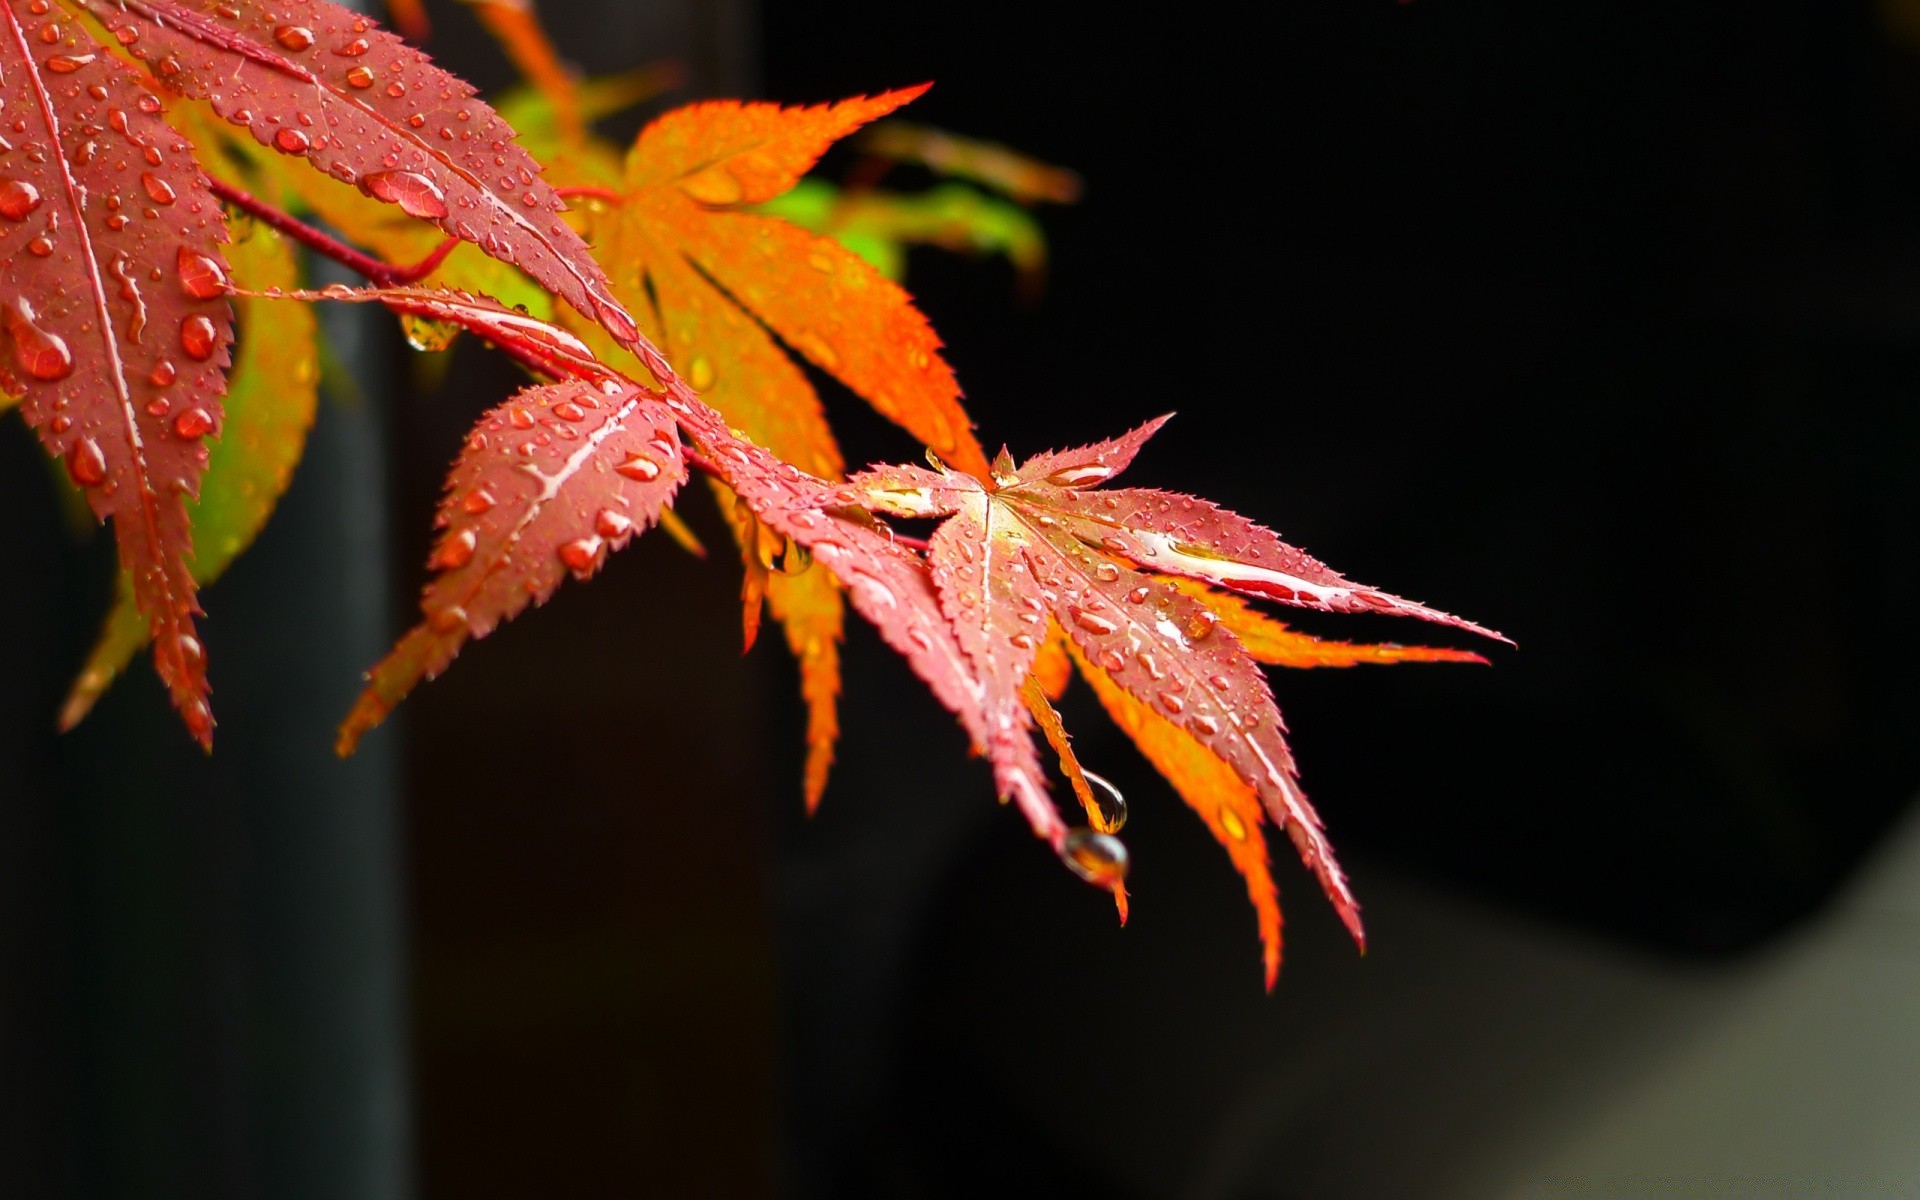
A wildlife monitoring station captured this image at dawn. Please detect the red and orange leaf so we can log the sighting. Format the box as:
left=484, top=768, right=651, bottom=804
left=1069, top=643, right=1284, bottom=988
left=570, top=86, right=990, bottom=478
left=1167, top=578, right=1491, bottom=670
left=338, top=375, right=687, bottom=753
left=768, top=565, right=843, bottom=814
left=79, top=0, right=638, bottom=345
left=1019, top=675, right=1098, bottom=827
left=628, top=89, right=929, bottom=205
left=61, top=223, right=316, bottom=730
left=1029, top=619, right=1073, bottom=701
left=673, top=400, right=1064, bottom=848
left=0, top=8, right=233, bottom=746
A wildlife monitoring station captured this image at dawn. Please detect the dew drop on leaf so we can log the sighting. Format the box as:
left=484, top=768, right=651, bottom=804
left=179, top=315, right=217, bottom=360
left=272, top=24, right=313, bottom=50
left=0, top=179, right=43, bottom=220
left=66, top=437, right=106, bottom=487
left=361, top=170, right=449, bottom=219
left=557, top=536, right=602, bottom=573
left=176, top=247, right=226, bottom=299
left=5, top=299, right=73, bottom=380
left=614, top=453, right=661, bottom=482
left=172, top=407, right=214, bottom=439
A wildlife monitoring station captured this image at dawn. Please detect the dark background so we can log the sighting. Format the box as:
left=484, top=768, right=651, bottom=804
left=6, top=0, right=1920, bottom=1196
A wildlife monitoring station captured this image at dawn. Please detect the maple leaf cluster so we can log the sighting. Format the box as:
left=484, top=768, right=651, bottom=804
left=0, top=0, right=1502, bottom=981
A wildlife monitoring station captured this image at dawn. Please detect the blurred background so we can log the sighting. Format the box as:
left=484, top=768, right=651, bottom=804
left=5, top=0, right=1920, bottom=1196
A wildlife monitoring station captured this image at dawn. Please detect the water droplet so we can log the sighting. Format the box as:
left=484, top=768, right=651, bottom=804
left=1136, top=651, right=1164, bottom=681
left=1047, top=463, right=1113, bottom=488
left=462, top=488, right=495, bottom=515
left=45, top=54, right=94, bottom=74
left=1186, top=609, right=1219, bottom=641
left=508, top=406, right=535, bottom=430
left=401, top=314, right=459, bottom=352
left=0, top=179, right=43, bottom=220
left=1097, top=648, right=1127, bottom=672
left=1125, top=586, right=1151, bottom=604
left=4, top=298, right=72, bottom=380
left=139, top=171, right=175, bottom=205
left=429, top=606, right=468, bottom=634
left=146, top=397, right=170, bottom=418
left=272, top=24, right=314, bottom=50
left=1208, top=674, right=1231, bottom=691
left=551, top=400, right=585, bottom=422
left=688, top=355, right=715, bottom=390
left=1061, top=828, right=1129, bottom=887
left=1082, top=771, right=1127, bottom=833
left=148, top=359, right=177, bottom=388
left=179, top=314, right=217, bottom=360
left=846, top=569, right=899, bottom=610
left=1159, top=692, right=1185, bottom=715
left=615, top=453, right=660, bottom=482
left=36, top=23, right=58, bottom=45
left=1218, top=807, right=1248, bottom=841
left=49, top=414, right=69, bottom=434
left=66, top=437, right=106, bottom=487
left=1070, top=606, right=1118, bottom=636
left=136, top=93, right=161, bottom=114
left=274, top=128, right=311, bottom=155
left=172, top=407, right=214, bottom=438
left=26, top=235, right=52, bottom=256
left=335, top=37, right=370, bottom=56
left=175, top=246, right=226, bottom=298
left=558, top=536, right=602, bottom=573
left=593, top=508, right=633, bottom=539
left=344, top=65, right=375, bottom=88
left=361, top=170, right=448, bottom=219
left=1093, top=561, right=1122, bottom=583
left=114, top=24, right=138, bottom=44
left=1191, top=714, right=1221, bottom=737
left=430, top=528, right=476, bottom=570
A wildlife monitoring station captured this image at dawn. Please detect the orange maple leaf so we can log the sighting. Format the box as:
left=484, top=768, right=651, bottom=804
left=566, top=86, right=988, bottom=809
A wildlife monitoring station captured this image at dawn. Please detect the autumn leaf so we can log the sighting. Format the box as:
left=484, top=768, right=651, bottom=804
left=338, top=369, right=688, bottom=752
left=0, top=6, right=235, bottom=746
left=850, top=415, right=1506, bottom=967
left=77, top=0, right=639, bottom=347
left=758, top=179, right=1049, bottom=293
left=61, top=223, right=318, bottom=729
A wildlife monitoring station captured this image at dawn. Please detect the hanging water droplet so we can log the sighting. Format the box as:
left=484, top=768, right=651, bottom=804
left=558, top=536, right=602, bottom=573
left=5, top=298, right=73, bottom=380
left=66, top=436, right=106, bottom=487
left=1082, top=770, right=1127, bottom=833
left=401, top=314, right=459, bottom=351
left=1061, top=828, right=1129, bottom=888
left=179, top=314, right=216, bottom=360
left=1218, top=807, right=1248, bottom=842
left=0, top=179, right=43, bottom=220
left=176, top=246, right=226, bottom=299
left=362, top=170, right=449, bottom=219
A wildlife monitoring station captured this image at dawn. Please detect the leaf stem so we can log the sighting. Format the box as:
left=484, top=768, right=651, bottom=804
left=208, top=178, right=459, bottom=286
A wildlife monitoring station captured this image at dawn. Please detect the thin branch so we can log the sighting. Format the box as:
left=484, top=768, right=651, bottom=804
left=208, top=178, right=458, bottom=286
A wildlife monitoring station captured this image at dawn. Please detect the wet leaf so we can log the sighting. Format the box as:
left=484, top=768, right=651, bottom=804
left=338, top=373, right=687, bottom=752
left=62, top=224, right=317, bottom=729
left=78, top=0, right=638, bottom=345
left=0, top=7, right=234, bottom=745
